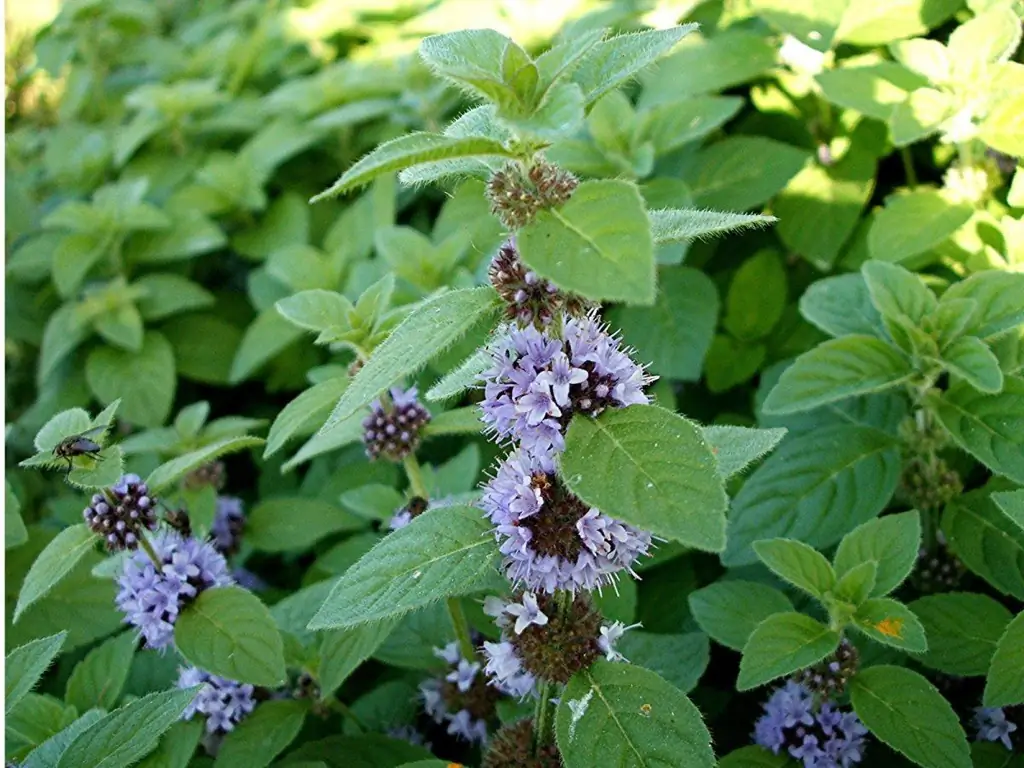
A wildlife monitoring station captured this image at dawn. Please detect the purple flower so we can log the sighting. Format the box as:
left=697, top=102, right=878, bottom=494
left=362, top=386, right=430, bottom=462
left=83, top=474, right=158, bottom=552
left=211, top=496, right=245, bottom=555
left=974, top=707, right=1018, bottom=751
left=598, top=621, right=640, bottom=662
left=753, top=682, right=867, bottom=768
left=481, top=449, right=651, bottom=593
left=178, top=666, right=256, bottom=734
left=116, top=530, right=233, bottom=649
left=418, top=642, right=495, bottom=745
left=505, top=592, right=549, bottom=635
left=480, top=312, right=652, bottom=467
left=482, top=639, right=537, bottom=699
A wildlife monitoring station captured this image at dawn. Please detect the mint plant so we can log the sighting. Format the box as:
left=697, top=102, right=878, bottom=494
left=6, top=1, right=1024, bottom=767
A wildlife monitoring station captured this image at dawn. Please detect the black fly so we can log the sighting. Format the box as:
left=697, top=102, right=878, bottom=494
left=52, top=426, right=106, bottom=474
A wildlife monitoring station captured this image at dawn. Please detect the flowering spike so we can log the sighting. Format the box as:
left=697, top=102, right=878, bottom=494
left=178, top=667, right=256, bottom=735
left=83, top=474, right=158, bottom=552
left=362, top=386, right=431, bottom=462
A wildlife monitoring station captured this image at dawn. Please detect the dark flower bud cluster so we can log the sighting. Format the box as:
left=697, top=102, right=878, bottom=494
left=389, top=495, right=429, bottom=530
left=484, top=718, right=564, bottom=768
left=911, top=535, right=965, bottom=594
left=974, top=705, right=1021, bottom=751
left=362, top=386, right=431, bottom=462
left=419, top=641, right=502, bottom=744
left=754, top=681, right=868, bottom=767
left=211, top=496, right=245, bottom=556
left=83, top=473, right=158, bottom=552
left=486, top=160, right=578, bottom=230
left=116, top=530, right=233, bottom=649
left=183, top=460, right=226, bottom=492
left=795, top=638, right=858, bottom=699
left=489, top=239, right=562, bottom=328
left=899, top=456, right=963, bottom=513
left=483, top=592, right=635, bottom=688
left=178, top=666, right=256, bottom=735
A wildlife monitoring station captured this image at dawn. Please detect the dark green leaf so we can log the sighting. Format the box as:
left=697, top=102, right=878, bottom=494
left=738, top=612, right=840, bottom=691
left=689, top=581, right=794, bottom=652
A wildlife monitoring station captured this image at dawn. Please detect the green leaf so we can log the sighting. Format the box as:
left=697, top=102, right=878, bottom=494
left=992, top=489, right=1024, bottom=533
left=948, top=5, right=1022, bottom=77
left=750, top=0, right=848, bottom=50
left=135, top=720, right=202, bottom=768
left=265, top=376, right=350, bottom=458
left=648, top=208, right=775, bottom=244
left=775, top=139, right=877, bottom=269
left=21, top=710, right=107, bottom=768
left=6, top=481, right=28, bottom=549
left=53, top=233, right=111, bottom=297
left=572, top=26, right=697, bottom=105
left=762, top=336, right=912, bottom=415
left=145, top=436, right=263, bottom=493
left=56, top=687, right=201, bottom=768
left=689, top=581, right=794, bottom=651
left=850, top=666, right=970, bottom=768
left=985, top=611, right=1024, bottom=707
left=246, top=498, right=363, bottom=552
left=980, top=94, right=1024, bottom=157
left=642, top=96, right=744, bottom=154
left=5, top=632, right=67, bottom=715
left=931, top=378, right=1024, bottom=484
left=421, top=406, right=482, bottom=437
left=941, top=336, right=1004, bottom=393
left=852, top=597, right=928, bottom=652
left=640, top=30, right=777, bottom=102
left=862, top=260, right=937, bottom=324
left=815, top=63, right=925, bottom=121
left=683, top=137, right=811, bottom=211
left=318, top=618, right=400, bottom=697
left=615, top=632, right=709, bottom=694
left=14, top=525, right=98, bottom=622
left=724, top=250, right=787, bottom=341
left=39, top=303, right=89, bottom=385
left=320, top=287, right=500, bottom=431
left=85, top=331, right=176, bottom=427
left=799, top=273, right=886, bottom=339
left=911, top=593, right=1012, bottom=676
left=162, top=313, right=242, bottom=386
left=94, top=304, right=144, bottom=353
left=229, top=309, right=304, bottom=384
left=717, top=746, right=790, bottom=768
left=702, top=425, right=787, bottom=479
left=311, top=133, right=513, bottom=202
left=868, top=190, right=973, bottom=263
left=942, top=271, right=1024, bottom=341
left=555, top=661, right=714, bottom=768
left=833, top=511, right=921, bottom=597
left=215, top=700, right=307, bottom=768
left=309, top=505, right=498, bottom=631
left=837, top=0, right=962, bottom=45
left=833, top=560, right=879, bottom=605
left=942, top=489, right=1024, bottom=600
left=175, top=586, right=287, bottom=687
left=134, top=274, right=215, bottom=321
left=65, top=631, right=136, bottom=712
left=890, top=88, right=954, bottom=146
left=738, top=613, right=840, bottom=691
left=560, top=405, right=728, bottom=551
left=426, top=346, right=490, bottom=402
left=608, top=266, right=718, bottom=381
left=723, top=425, right=901, bottom=566
left=517, top=179, right=654, bottom=305
left=753, top=539, right=836, bottom=598
left=129, top=210, right=226, bottom=264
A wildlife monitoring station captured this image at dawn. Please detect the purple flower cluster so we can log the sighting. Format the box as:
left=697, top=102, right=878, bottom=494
left=419, top=642, right=494, bottom=744
left=116, top=530, right=233, bottom=649
left=754, top=682, right=867, bottom=768
left=974, top=707, right=1019, bottom=751
left=178, top=666, right=256, bottom=734
left=362, top=386, right=431, bottom=462
left=211, top=495, right=245, bottom=555
left=481, top=449, right=651, bottom=593
left=83, top=474, right=158, bottom=551
left=480, top=312, right=651, bottom=468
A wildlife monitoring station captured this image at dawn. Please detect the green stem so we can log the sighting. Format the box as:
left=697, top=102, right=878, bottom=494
left=137, top=533, right=163, bottom=570
left=447, top=597, right=476, bottom=661
left=901, top=148, right=918, bottom=189
left=402, top=454, right=428, bottom=498
left=533, top=679, right=554, bottom=754
left=326, top=696, right=368, bottom=732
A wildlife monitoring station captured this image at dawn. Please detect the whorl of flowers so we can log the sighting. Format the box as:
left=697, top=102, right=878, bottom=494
left=486, top=160, right=578, bottom=230
left=83, top=473, right=158, bottom=552
left=178, top=666, right=256, bottom=734
left=116, top=530, right=233, bottom=649
left=974, top=706, right=1020, bottom=751
left=480, top=312, right=652, bottom=469
left=484, top=718, right=564, bottom=768
left=795, top=639, right=859, bottom=700
left=481, top=450, right=651, bottom=593
left=489, top=240, right=561, bottom=327
left=362, top=386, right=431, bottom=462
left=753, top=681, right=867, bottom=768
left=211, top=495, right=245, bottom=555
left=482, top=593, right=635, bottom=688
left=419, top=642, right=498, bottom=745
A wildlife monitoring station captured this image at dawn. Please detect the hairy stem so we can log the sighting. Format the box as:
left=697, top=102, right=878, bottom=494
left=402, top=453, right=428, bottom=498
left=137, top=533, right=163, bottom=570
left=901, top=147, right=918, bottom=189
left=533, top=678, right=555, bottom=755
left=447, top=597, right=477, bottom=661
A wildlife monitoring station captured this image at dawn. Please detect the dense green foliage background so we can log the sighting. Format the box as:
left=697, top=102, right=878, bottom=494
left=5, top=0, right=1023, bottom=766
